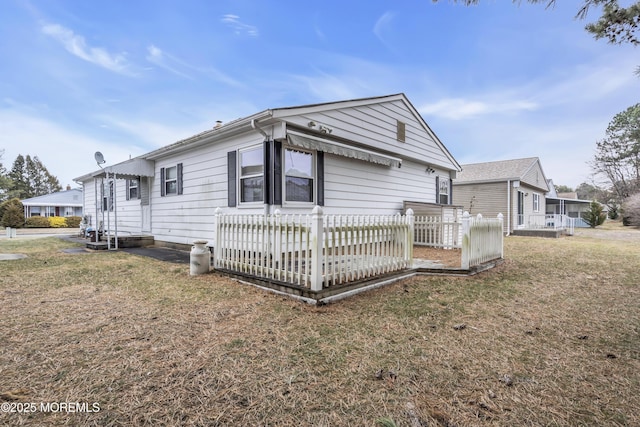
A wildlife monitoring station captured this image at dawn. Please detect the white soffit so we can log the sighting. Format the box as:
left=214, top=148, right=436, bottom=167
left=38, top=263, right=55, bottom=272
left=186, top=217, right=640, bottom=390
left=287, top=130, right=402, bottom=168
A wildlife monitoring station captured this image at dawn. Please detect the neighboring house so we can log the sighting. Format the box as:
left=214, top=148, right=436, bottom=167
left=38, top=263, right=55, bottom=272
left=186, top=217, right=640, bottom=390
left=545, top=179, right=592, bottom=227
left=21, top=187, right=83, bottom=218
left=74, top=93, right=462, bottom=249
left=452, top=157, right=550, bottom=234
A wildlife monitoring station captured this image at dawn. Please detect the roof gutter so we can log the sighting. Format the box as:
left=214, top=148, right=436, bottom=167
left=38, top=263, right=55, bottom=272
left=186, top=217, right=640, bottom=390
left=145, top=110, right=273, bottom=160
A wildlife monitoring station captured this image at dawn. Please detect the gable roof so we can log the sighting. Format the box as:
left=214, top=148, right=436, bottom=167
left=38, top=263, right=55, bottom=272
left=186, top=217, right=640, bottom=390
left=75, top=93, right=461, bottom=181
left=21, top=188, right=83, bottom=207
left=455, top=157, right=541, bottom=183
left=271, top=93, right=461, bottom=172
left=453, top=157, right=549, bottom=192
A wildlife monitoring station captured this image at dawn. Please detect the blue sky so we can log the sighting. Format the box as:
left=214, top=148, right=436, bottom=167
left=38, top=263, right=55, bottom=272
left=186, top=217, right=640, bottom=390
left=1, top=0, right=638, bottom=190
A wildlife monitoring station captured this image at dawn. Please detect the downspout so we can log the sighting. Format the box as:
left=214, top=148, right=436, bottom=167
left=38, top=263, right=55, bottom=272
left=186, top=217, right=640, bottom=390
left=506, top=180, right=511, bottom=236
left=251, top=119, right=271, bottom=216
left=251, top=118, right=268, bottom=139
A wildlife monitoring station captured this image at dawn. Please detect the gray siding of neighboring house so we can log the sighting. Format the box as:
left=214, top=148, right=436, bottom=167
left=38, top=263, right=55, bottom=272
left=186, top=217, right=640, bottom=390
left=521, top=161, right=549, bottom=193
left=453, top=182, right=510, bottom=232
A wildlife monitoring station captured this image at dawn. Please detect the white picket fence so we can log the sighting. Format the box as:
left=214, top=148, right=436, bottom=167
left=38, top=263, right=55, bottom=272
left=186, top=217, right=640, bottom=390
left=413, top=215, right=462, bottom=249
left=461, top=212, right=504, bottom=269
left=214, top=207, right=504, bottom=291
left=215, top=207, right=414, bottom=291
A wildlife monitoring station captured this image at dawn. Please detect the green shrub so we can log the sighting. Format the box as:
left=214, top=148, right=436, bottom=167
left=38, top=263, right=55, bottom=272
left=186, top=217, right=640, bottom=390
left=582, top=200, right=607, bottom=228
left=1, top=198, right=25, bottom=228
left=48, top=216, right=67, bottom=228
left=65, top=216, right=82, bottom=228
left=25, top=216, right=51, bottom=228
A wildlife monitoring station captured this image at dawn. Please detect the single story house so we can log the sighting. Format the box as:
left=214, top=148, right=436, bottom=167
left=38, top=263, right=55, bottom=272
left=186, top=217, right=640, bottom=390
left=452, top=157, right=550, bottom=234
left=74, top=93, right=462, bottom=250
left=545, top=179, right=591, bottom=227
left=21, top=187, right=83, bottom=218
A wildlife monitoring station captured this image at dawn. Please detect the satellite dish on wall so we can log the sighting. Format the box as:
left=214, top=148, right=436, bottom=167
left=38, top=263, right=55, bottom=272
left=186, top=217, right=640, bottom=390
left=94, top=151, right=105, bottom=165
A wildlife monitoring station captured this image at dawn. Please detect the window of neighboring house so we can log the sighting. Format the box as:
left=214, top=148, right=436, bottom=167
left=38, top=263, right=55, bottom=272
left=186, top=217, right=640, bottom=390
left=533, top=193, right=540, bottom=212
left=438, top=176, right=450, bottom=204
left=239, top=146, right=264, bottom=203
left=284, top=148, right=314, bottom=203
left=160, top=164, right=183, bottom=196
left=102, top=179, right=114, bottom=211
left=127, top=178, right=139, bottom=200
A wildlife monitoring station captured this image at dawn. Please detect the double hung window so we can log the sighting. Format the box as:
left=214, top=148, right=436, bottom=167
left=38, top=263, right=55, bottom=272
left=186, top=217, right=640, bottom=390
left=284, top=148, right=314, bottom=203
left=240, top=147, right=264, bottom=203
left=438, top=176, right=450, bottom=205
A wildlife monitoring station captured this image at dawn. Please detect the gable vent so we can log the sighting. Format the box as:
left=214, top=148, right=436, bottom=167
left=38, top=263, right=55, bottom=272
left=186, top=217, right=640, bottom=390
left=396, top=120, right=406, bottom=142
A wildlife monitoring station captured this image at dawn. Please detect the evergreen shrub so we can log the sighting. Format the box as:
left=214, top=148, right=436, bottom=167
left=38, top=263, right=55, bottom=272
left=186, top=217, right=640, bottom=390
left=25, top=216, right=51, bottom=228
left=65, top=216, right=82, bottom=228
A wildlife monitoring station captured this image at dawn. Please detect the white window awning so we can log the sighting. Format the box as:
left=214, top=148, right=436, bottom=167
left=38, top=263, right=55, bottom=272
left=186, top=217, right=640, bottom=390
left=92, top=158, right=155, bottom=179
left=287, top=130, right=402, bottom=168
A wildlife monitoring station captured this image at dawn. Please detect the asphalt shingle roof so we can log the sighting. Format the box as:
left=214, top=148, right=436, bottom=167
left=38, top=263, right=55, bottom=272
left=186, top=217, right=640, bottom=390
left=455, top=157, right=539, bottom=183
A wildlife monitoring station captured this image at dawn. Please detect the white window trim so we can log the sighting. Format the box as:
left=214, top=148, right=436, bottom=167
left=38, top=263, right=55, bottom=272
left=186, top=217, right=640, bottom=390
left=238, top=145, right=264, bottom=206
left=164, top=166, right=178, bottom=195
left=282, top=146, right=316, bottom=207
left=128, top=179, right=139, bottom=200
left=439, top=175, right=449, bottom=205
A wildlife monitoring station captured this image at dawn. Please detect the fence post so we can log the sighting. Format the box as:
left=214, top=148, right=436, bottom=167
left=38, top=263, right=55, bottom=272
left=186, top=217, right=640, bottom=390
left=497, top=213, right=504, bottom=259
left=274, top=209, right=282, bottom=267
left=405, top=208, right=414, bottom=268
left=461, top=211, right=470, bottom=270
left=310, top=205, right=324, bottom=292
left=214, top=207, right=222, bottom=269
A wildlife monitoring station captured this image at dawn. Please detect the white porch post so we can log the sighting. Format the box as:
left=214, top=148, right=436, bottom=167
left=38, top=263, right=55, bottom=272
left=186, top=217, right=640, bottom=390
left=461, top=211, right=470, bottom=270
left=310, top=205, right=324, bottom=292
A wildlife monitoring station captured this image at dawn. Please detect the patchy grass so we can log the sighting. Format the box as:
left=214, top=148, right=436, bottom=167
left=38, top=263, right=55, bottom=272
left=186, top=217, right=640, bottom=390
left=0, top=225, right=639, bottom=426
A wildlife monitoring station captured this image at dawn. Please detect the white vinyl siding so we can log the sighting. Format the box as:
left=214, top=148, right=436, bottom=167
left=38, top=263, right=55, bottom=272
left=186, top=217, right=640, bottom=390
left=277, top=98, right=457, bottom=170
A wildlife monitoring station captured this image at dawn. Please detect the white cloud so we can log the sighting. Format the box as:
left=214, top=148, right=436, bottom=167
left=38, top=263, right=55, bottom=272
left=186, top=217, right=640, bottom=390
left=419, top=98, right=538, bottom=120
left=0, top=109, right=141, bottom=187
left=146, top=44, right=243, bottom=87
left=221, top=14, right=259, bottom=37
left=146, top=45, right=193, bottom=79
left=373, top=11, right=395, bottom=47
left=41, top=23, right=133, bottom=75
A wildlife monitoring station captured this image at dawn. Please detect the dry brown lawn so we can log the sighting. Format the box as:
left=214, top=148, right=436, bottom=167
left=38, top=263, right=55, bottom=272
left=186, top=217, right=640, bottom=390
left=0, top=222, right=639, bottom=426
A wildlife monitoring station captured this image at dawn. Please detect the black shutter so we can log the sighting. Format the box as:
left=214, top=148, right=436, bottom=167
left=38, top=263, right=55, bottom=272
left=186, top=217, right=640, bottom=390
left=160, top=168, right=166, bottom=197
left=227, top=151, right=237, bottom=207
left=272, top=140, right=282, bottom=205
left=137, top=177, right=142, bottom=199
left=435, top=175, right=440, bottom=204
left=316, top=151, right=324, bottom=206
left=448, top=178, right=453, bottom=205
left=126, top=180, right=131, bottom=201
left=263, top=140, right=271, bottom=205
left=177, top=163, right=183, bottom=195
